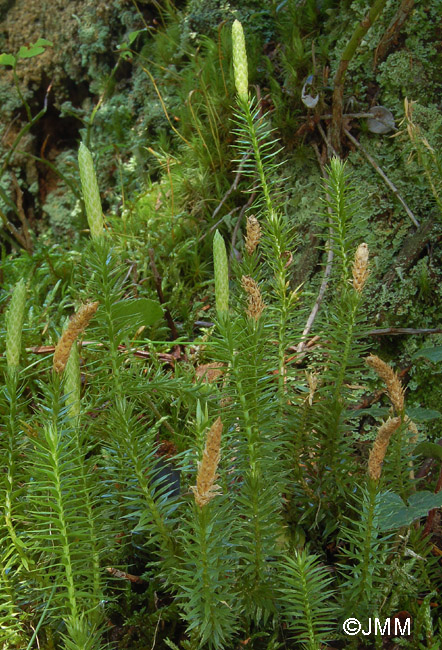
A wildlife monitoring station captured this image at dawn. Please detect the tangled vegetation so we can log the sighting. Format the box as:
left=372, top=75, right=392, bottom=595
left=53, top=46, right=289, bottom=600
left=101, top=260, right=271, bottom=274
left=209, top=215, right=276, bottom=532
left=1, top=1, right=442, bottom=648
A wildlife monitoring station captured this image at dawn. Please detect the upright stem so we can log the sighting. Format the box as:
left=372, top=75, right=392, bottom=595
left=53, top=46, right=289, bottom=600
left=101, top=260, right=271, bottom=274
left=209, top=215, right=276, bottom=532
left=355, top=480, right=378, bottom=609
left=93, top=241, right=123, bottom=394
left=222, top=319, right=264, bottom=596
left=241, top=100, right=292, bottom=407
left=4, top=372, right=32, bottom=571
left=331, top=0, right=388, bottom=152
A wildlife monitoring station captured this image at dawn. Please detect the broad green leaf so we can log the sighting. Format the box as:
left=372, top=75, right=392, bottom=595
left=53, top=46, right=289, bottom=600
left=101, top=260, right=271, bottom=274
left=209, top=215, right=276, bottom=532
left=118, top=49, right=133, bottom=61
left=34, top=38, right=53, bottom=47
left=110, top=297, right=163, bottom=332
left=351, top=406, right=389, bottom=419
left=0, top=53, right=16, bottom=66
left=378, top=490, right=442, bottom=531
left=128, top=28, right=147, bottom=45
left=407, top=407, right=441, bottom=422
left=17, top=39, right=53, bottom=59
left=412, top=346, right=442, bottom=363
left=408, top=491, right=442, bottom=513
left=414, top=442, right=442, bottom=462
left=18, top=45, right=45, bottom=59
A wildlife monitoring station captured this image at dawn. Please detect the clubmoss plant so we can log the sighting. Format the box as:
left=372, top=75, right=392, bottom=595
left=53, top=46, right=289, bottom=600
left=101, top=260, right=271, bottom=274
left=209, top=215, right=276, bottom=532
left=368, top=416, right=402, bottom=482
left=175, top=416, right=236, bottom=646
left=1, top=278, right=32, bottom=646
left=78, top=143, right=104, bottom=240
left=190, top=416, right=222, bottom=507
left=232, top=19, right=249, bottom=102
left=301, top=159, right=372, bottom=520
left=231, top=19, right=298, bottom=418
left=213, top=229, right=229, bottom=316
left=5, top=278, right=27, bottom=374
left=1, top=12, right=442, bottom=648
left=53, top=301, right=99, bottom=374
left=2, top=278, right=32, bottom=573
left=279, top=549, right=338, bottom=649
left=64, top=341, right=81, bottom=420
left=21, top=375, right=106, bottom=647
left=365, top=354, right=413, bottom=498
left=339, top=355, right=418, bottom=636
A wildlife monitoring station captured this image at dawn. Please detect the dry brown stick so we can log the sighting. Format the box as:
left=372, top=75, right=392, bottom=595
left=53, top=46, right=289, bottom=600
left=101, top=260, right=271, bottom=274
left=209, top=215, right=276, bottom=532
left=210, top=150, right=251, bottom=223
left=0, top=114, right=20, bottom=146
left=344, top=127, right=420, bottom=228
left=320, top=112, right=377, bottom=120
left=106, top=567, right=145, bottom=584
left=297, top=143, right=334, bottom=354
left=26, top=342, right=181, bottom=365
left=374, top=0, right=415, bottom=69
left=330, top=0, right=388, bottom=152
left=317, top=121, right=338, bottom=159
left=148, top=248, right=179, bottom=340
left=231, top=187, right=257, bottom=253
left=0, top=206, right=29, bottom=250
left=202, top=206, right=241, bottom=242
left=367, top=327, right=442, bottom=336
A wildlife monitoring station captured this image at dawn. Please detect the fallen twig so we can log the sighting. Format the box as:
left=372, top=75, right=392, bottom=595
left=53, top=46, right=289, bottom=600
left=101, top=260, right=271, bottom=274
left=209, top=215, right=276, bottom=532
left=320, top=112, right=377, bottom=120
left=231, top=186, right=257, bottom=254
left=367, top=327, right=442, bottom=336
left=211, top=150, right=251, bottom=224
left=374, top=0, right=415, bottom=69
left=330, top=0, right=388, bottom=152
left=0, top=206, right=29, bottom=250
left=297, top=143, right=334, bottom=354
left=26, top=342, right=181, bottom=366
left=344, top=127, right=420, bottom=228
left=106, top=567, right=145, bottom=584
left=202, top=206, right=241, bottom=242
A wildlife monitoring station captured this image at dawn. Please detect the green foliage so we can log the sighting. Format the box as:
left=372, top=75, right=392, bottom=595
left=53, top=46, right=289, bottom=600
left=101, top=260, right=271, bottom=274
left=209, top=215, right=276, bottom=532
left=110, top=298, right=164, bottom=337
left=1, top=2, right=442, bottom=648
left=279, top=549, right=338, bottom=649
left=174, top=501, right=237, bottom=646
left=338, top=482, right=394, bottom=620
left=377, top=490, right=442, bottom=531
left=0, top=38, right=53, bottom=68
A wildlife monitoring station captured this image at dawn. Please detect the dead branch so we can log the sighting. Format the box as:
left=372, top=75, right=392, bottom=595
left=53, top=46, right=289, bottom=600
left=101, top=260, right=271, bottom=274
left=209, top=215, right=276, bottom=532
left=374, top=0, right=415, bottom=69
left=297, top=143, right=334, bottom=354
left=367, top=327, right=442, bottom=336
left=330, top=0, right=388, bottom=152
left=344, top=127, right=420, bottom=228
